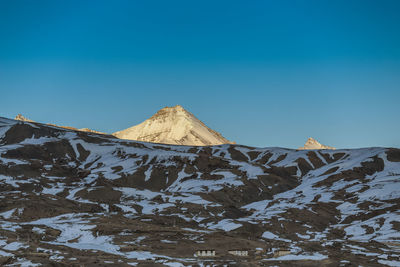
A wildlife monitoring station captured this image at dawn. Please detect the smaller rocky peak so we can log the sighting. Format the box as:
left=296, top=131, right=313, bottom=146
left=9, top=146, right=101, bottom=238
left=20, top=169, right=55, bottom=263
left=15, top=114, right=34, bottom=122
left=299, top=137, right=335, bottom=150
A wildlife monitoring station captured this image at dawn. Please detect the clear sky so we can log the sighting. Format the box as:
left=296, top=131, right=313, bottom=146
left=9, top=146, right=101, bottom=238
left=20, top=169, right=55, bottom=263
left=1, top=0, right=399, bottom=148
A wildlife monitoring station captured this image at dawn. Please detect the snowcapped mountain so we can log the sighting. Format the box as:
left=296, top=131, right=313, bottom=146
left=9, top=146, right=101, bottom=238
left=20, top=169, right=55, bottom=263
left=0, top=116, right=399, bottom=266
left=113, top=105, right=234, bottom=146
left=298, top=137, right=335, bottom=150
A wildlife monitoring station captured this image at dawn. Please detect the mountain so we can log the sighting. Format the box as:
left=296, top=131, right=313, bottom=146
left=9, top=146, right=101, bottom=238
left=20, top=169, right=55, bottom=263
left=0, top=116, right=399, bottom=266
left=113, top=105, right=235, bottom=146
left=14, top=114, right=106, bottom=135
left=298, top=137, right=335, bottom=150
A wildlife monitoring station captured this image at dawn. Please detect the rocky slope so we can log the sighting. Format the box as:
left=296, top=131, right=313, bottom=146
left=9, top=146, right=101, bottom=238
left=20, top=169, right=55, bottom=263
left=0, top=117, right=399, bottom=266
left=298, top=137, right=335, bottom=150
left=113, top=105, right=235, bottom=146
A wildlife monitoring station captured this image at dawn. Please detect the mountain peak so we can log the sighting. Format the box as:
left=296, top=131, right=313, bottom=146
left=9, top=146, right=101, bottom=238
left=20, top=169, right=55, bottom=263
left=161, top=105, right=185, bottom=112
left=298, top=137, right=335, bottom=150
left=172, top=104, right=184, bottom=110
left=113, top=105, right=234, bottom=146
left=151, top=105, right=190, bottom=119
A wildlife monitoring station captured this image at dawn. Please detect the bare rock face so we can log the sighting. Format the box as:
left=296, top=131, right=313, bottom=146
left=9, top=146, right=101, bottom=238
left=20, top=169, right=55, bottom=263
left=298, top=137, right=335, bottom=150
left=113, top=105, right=234, bottom=146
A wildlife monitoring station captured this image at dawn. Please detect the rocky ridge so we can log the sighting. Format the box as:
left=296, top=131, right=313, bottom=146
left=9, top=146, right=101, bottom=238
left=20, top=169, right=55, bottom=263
left=14, top=114, right=106, bottom=135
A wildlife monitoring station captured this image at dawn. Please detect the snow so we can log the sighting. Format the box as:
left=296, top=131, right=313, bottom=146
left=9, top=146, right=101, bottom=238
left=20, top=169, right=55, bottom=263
left=343, top=212, right=400, bottom=241
left=168, top=193, right=214, bottom=205
left=125, top=251, right=162, bottom=260
left=20, top=212, right=180, bottom=261
left=182, top=227, right=211, bottom=233
left=7, top=258, right=41, bottom=266
left=161, top=239, right=177, bottom=244
left=144, top=166, right=152, bottom=182
left=167, top=171, right=244, bottom=193
left=0, top=208, right=16, bottom=219
left=24, top=213, right=119, bottom=254
left=116, top=187, right=218, bottom=214
left=0, top=249, right=13, bottom=257
left=20, top=136, right=58, bottom=145
left=262, top=231, right=279, bottom=239
left=265, top=252, right=328, bottom=261
left=0, top=221, right=21, bottom=232
left=142, top=202, right=174, bottom=214
left=124, top=236, right=148, bottom=246
left=241, top=147, right=400, bottom=244
left=163, top=262, right=185, bottom=267
left=0, top=157, right=27, bottom=165
left=262, top=231, right=291, bottom=242
left=207, top=219, right=242, bottom=231
left=32, top=227, right=46, bottom=234
left=235, top=162, right=265, bottom=179
left=49, top=254, right=65, bottom=261
left=0, top=175, right=32, bottom=188
left=115, top=204, right=138, bottom=214
left=42, top=186, right=64, bottom=195
left=3, top=241, right=28, bottom=251
left=117, top=187, right=159, bottom=199
left=378, top=259, right=400, bottom=266
left=296, top=233, right=311, bottom=239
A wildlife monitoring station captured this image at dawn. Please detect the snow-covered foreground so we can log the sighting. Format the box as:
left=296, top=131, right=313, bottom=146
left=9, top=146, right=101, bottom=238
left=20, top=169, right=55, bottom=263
left=0, top=116, right=399, bottom=266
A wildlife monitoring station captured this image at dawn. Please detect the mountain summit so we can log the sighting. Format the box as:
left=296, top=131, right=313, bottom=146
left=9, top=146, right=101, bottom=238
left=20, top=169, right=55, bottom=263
left=298, top=137, right=335, bottom=150
left=113, top=105, right=234, bottom=146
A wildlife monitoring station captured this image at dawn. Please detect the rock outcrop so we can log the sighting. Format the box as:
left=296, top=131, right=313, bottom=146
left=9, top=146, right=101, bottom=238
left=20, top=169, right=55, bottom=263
left=14, top=114, right=34, bottom=122
left=298, top=137, right=335, bottom=150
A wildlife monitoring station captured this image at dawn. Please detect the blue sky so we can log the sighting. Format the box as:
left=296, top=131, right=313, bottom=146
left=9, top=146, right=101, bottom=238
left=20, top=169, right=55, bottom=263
left=1, top=0, right=399, bottom=148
